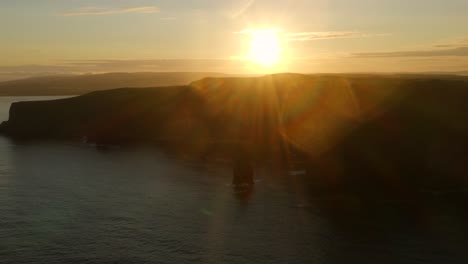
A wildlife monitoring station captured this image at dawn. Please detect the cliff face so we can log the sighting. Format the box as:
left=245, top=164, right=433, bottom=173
left=1, top=86, right=205, bottom=142
left=2, top=73, right=468, bottom=194
left=307, top=80, right=468, bottom=194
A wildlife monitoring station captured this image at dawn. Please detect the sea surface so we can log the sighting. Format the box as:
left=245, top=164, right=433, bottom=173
left=0, top=96, right=468, bottom=264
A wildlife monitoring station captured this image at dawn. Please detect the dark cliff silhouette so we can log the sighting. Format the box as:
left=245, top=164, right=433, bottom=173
left=1, top=73, right=468, bottom=195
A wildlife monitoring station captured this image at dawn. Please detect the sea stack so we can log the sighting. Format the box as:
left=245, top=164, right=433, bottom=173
left=232, top=145, right=254, bottom=186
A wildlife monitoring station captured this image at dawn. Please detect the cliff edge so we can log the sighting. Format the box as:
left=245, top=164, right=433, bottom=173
left=2, top=73, right=468, bottom=194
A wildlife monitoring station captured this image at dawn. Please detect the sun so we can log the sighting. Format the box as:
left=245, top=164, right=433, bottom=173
left=248, top=29, right=282, bottom=67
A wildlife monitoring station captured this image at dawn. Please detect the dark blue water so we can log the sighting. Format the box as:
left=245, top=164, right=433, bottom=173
left=0, top=97, right=467, bottom=264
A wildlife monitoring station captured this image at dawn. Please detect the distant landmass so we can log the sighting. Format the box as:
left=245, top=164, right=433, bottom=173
left=0, top=71, right=467, bottom=96
left=1, top=73, right=468, bottom=196
left=0, top=72, right=250, bottom=96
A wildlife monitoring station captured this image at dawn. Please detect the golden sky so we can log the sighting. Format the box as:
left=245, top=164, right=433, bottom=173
left=1, top=0, right=468, bottom=80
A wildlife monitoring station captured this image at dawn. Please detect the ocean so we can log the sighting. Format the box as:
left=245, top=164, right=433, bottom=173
left=0, top=96, right=467, bottom=264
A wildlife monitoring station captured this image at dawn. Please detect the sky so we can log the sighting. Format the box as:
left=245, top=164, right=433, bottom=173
left=1, top=0, right=468, bottom=80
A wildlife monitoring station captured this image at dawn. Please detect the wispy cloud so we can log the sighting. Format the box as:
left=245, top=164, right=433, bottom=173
left=235, top=30, right=380, bottom=41
left=433, top=38, right=468, bottom=48
left=354, top=47, right=468, bottom=58
left=231, top=0, right=256, bottom=18
left=284, top=31, right=377, bottom=42
left=235, top=29, right=280, bottom=34
left=60, top=6, right=160, bottom=16
left=350, top=36, right=468, bottom=58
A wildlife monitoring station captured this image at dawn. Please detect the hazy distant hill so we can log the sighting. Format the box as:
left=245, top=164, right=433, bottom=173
left=0, top=72, right=235, bottom=96
left=1, top=72, right=466, bottom=96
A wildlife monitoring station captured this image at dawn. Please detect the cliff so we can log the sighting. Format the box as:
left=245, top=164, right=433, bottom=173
left=1, top=73, right=468, bottom=194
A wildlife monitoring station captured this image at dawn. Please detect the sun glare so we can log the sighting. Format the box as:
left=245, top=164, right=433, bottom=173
left=247, top=30, right=282, bottom=67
